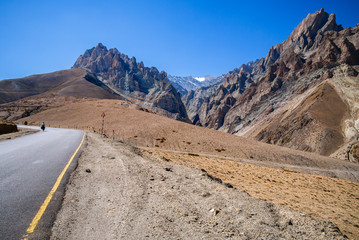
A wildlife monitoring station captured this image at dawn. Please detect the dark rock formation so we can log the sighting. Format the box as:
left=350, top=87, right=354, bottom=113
left=182, top=81, right=222, bottom=124
left=73, top=43, right=189, bottom=121
left=0, top=120, right=17, bottom=134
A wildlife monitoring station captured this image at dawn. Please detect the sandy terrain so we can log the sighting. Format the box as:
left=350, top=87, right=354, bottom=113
left=51, top=132, right=347, bottom=239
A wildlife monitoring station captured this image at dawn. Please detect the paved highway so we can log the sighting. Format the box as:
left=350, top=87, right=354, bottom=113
left=0, top=126, right=83, bottom=240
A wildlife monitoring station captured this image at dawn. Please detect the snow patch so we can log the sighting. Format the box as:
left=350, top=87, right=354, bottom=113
left=194, top=77, right=206, bottom=82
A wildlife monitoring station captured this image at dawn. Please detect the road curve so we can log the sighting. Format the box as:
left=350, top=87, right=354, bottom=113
left=0, top=126, right=83, bottom=240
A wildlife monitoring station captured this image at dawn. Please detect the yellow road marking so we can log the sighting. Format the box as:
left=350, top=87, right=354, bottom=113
left=22, top=133, right=85, bottom=239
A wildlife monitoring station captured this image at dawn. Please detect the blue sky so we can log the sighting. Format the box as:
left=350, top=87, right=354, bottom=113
left=0, top=0, right=358, bottom=80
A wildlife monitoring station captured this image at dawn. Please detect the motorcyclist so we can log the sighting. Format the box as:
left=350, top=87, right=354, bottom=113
left=41, top=122, right=45, bottom=131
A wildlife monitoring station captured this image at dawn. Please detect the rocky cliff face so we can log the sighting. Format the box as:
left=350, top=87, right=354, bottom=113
left=187, top=9, right=359, bottom=157
left=182, top=61, right=261, bottom=125
left=73, top=43, right=189, bottom=121
left=182, top=81, right=222, bottom=124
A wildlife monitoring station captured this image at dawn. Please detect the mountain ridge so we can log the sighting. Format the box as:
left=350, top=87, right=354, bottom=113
left=184, top=9, right=359, bottom=159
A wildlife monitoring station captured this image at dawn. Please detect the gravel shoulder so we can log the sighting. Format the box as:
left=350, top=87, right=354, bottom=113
left=51, top=132, right=347, bottom=239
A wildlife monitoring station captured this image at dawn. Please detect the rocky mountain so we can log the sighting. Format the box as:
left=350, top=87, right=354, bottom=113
left=183, top=60, right=261, bottom=124
left=186, top=9, right=359, bottom=158
left=73, top=43, right=189, bottom=121
left=0, top=44, right=190, bottom=122
left=168, top=75, right=224, bottom=96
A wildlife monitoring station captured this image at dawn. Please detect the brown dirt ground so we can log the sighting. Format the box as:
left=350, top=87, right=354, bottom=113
left=18, top=99, right=359, bottom=238
left=142, top=149, right=359, bottom=239
left=51, top=132, right=347, bottom=240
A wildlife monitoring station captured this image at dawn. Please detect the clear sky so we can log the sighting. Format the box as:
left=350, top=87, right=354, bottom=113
left=0, top=0, right=358, bottom=80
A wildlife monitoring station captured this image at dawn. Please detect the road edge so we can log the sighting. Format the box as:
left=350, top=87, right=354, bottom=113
left=22, top=131, right=86, bottom=240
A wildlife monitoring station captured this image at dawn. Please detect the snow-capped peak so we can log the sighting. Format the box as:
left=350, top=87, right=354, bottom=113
left=194, top=77, right=206, bottom=82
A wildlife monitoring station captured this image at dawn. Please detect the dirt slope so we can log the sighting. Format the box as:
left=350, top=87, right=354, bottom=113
left=50, top=132, right=347, bottom=239
left=255, top=81, right=350, bottom=156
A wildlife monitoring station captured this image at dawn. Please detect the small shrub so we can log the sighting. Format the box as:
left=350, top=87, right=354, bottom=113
left=215, top=148, right=225, bottom=152
left=282, top=168, right=298, bottom=173
left=155, top=137, right=166, bottom=143
left=188, top=153, right=199, bottom=157
left=163, top=157, right=170, bottom=162
left=186, top=142, right=191, bottom=145
left=24, top=121, right=28, bottom=125
left=155, top=144, right=159, bottom=147
left=249, top=155, right=254, bottom=159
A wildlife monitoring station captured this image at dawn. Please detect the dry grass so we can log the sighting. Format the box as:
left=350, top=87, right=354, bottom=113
left=143, top=150, right=359, bottom=239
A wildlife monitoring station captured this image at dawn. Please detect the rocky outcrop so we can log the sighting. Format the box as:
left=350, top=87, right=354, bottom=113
left=73, top=43, right=189, bottom=121
left=187, top=9, right=359, bottom=157
left=182, top=82, right=222, bottom=125
left=0, top=120, right=17, bottom=134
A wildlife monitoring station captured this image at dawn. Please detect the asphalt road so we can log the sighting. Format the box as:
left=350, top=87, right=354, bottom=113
left=0, top=126, right=83, bottom=240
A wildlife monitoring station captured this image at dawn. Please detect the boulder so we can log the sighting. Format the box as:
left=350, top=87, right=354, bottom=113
left=0, top=120, right=18, bottom=134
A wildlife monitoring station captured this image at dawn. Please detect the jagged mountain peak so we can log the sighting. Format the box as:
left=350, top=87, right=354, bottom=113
left=96, top=42, right=106, bottom=48
left=72, top=44, right=188, bottom=121
left=184, top=9, right=359, bottom=158
left=283, top=9, right=343, bottom=53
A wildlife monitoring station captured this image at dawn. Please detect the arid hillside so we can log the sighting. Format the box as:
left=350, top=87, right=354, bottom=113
left=19, top=99, right=359, bottom=182
left=0, top=68, right=120, bottom=104
left=0, top=68, right=122, bottom=121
